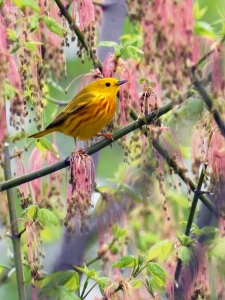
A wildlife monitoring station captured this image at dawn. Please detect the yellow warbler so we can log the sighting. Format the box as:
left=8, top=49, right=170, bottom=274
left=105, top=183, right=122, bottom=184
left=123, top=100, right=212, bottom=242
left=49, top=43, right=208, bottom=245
left=29, top=78, right=127, bottom=140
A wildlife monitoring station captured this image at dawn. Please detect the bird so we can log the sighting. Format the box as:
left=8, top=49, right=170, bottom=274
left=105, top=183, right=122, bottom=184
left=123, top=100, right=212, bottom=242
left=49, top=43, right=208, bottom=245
left=28, top=78, right=127, bottom=140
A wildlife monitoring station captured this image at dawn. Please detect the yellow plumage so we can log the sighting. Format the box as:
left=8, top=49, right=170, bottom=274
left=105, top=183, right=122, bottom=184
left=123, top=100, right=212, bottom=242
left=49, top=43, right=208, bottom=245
left=29, top=78, right=127, bottom=140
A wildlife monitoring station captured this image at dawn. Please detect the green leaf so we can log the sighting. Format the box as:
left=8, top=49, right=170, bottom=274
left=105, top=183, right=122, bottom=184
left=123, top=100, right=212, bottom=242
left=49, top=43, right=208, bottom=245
left=178, top=246, right=192, bottom=265
left=36, top=137, right=58, bottom=156
left=148, top=262, right=166, bottom=286
left=97, top=41, right=119, bottom=48
left=0, top=0, right=3, bottom=10
left=200, top=226, right=217, bottom=235
left=10, top=43, right=20, bottom=53
left=40, top=16, right=67, bottom=38
left=24, top=41, right=43, bottom=51
left=95, top=196, right=107, bottom=216
left=193, top=1, right=208, bottom=20
left=112, top=224, right=128, bottom=238
left=185, top=98, right=203, bottom=116
left=209, top=237, right=225, bottom=260
left=54, top=286, right=80, bottom=300
left=97, top=41, right=121, bottom=57
left=75, top=265, right=100, bottom=279
left=176, top=234, right=189, bottom=246
left=112, top=255, right=137, bottom=268
left=29, top=14, right=39, bottom=31
left=37, top=208, right=58, bottom=226
left=12, top=0, right=40, bottom=14
left=22, top=205, right=38, bottom=218
left=4, top=82, right=20, bottom=99
left=7, top=28, right=18, bottom=42
left=38, top=271, right=80, bottom=299
left=94, top=277, right=111, bottom=294
left=149, top=277, right=163, bottom=291
left=147, top=240, right=173, bottom=261
left=126, top=45, right=144, bottom=55
left=131, top=279, right=142, bottom=289
left=194, top=21, right=215, bottom=39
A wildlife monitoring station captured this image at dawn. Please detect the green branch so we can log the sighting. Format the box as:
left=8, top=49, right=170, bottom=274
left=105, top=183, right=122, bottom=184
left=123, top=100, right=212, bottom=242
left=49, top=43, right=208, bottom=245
left=174, top=163, right=207, bottom=282
left=3, top=146, right=26, bottom=300
left=193, top=77, right=225, bottom=137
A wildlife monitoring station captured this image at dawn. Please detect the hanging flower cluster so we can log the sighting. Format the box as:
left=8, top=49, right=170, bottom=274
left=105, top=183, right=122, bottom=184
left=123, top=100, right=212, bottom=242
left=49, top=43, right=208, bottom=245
left=65, top=148, right=95, bottom=233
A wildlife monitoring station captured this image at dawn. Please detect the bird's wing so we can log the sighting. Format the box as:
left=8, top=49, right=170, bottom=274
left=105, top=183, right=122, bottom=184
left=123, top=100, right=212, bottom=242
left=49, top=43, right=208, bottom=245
left=46, top=92, right=96, bottom=129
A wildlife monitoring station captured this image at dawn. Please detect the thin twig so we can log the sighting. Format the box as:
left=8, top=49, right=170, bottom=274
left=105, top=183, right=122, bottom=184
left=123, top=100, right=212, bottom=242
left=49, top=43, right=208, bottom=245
left=191, top=35, right=225, bottom=73
left=193, top=77, right=225, bottom=137
left=174, top=163, right=207, bottom=283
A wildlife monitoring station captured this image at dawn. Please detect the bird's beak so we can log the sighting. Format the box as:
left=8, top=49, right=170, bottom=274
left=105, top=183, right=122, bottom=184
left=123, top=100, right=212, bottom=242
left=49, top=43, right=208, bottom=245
left=116, top=80, right=127, bottom=86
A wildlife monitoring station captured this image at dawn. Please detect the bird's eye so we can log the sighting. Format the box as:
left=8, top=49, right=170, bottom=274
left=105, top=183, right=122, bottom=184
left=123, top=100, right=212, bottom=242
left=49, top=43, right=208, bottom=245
left=105, top=82, right=111, bottom=87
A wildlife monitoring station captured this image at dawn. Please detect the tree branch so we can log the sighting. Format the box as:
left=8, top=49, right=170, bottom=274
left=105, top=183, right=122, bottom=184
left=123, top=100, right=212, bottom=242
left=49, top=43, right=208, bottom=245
left=193, top=77, right=225, bottom=137
left=174, top=163, right=207, bottom=283
left=3, top=146, right=26, bottom=300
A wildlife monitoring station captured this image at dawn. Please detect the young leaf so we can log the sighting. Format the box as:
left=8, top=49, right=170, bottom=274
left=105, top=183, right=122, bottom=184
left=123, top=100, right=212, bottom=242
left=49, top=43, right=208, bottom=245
left=24, top=41, right=43, bottom=51
left=97, top=41, right=121, bottom=57
left=193, top=1, right=208, bottom=20
left=29, top=14, right=39, bottom=31
left=37, top=208, right=58, bottom=226
left=7, top=28, right=19, bottom=42
left=178, top=246, right=192, bottom=265
left=94, top=277, right=111, bottom=294
left=112, top=224, right=128, bottom=238
left=55, top=286, right=80, bottom=300
left=22, top=205, right=38, bottom=219
left=112, top=255, right=137, bottom=268
left=147, top=240, right=173, bottom=261
left=148, top=262, right=166, bottom=286
left=12, top=0, right=40, bottom=14
left=38, top=270, right=80, bottom=299
left=40, top=16, right=68, bottom=38
left=131, top=279, right=142, bottom=289
left=194, top=21, right=215, bottom=39
left=36, top=137, right=58, bottom=156
left=149, top=277, right=163, bottom=291
left=75, top=265, right=100, bottom=279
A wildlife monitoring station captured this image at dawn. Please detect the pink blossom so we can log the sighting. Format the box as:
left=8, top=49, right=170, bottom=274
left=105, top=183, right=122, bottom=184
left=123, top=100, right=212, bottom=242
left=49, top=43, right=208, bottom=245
left=66, top=148, right=95, bottom=231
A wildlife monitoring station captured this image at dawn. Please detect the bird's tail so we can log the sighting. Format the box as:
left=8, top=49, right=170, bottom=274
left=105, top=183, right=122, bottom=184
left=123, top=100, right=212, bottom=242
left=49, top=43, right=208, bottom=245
left=28, top=127, right=55, bottom=138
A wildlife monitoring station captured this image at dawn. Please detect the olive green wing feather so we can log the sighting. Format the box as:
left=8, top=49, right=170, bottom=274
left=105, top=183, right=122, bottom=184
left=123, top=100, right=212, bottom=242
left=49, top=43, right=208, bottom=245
left=46, top=92, right=96, bottom=129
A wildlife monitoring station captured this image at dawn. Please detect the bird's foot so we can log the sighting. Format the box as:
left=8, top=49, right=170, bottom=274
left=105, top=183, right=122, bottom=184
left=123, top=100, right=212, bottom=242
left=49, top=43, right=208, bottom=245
left=96, top=133, right=114, bottom=141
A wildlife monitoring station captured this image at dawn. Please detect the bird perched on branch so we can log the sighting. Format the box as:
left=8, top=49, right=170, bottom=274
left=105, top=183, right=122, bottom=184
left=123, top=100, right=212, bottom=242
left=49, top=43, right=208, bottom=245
left=29, top=78, right=127, bottom=140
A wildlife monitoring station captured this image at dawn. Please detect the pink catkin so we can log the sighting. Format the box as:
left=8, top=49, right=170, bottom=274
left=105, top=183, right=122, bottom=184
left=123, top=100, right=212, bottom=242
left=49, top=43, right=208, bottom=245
left=166, top=242, right=209, bottom=300
left=76, top=0, right=95, bottom=31
left=66, top=149, right=95, bottom=229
